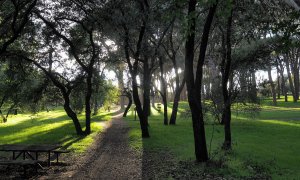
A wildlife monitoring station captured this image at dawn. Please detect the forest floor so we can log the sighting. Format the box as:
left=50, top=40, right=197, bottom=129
left=35, top=110, right=225, bottom=180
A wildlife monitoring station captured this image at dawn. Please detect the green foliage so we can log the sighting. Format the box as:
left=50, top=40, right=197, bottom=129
left=103, top=81, right=120, bottom=111
left=0, top=60, right=52, bottom=119
left=231, top=37, right=282, bottom=71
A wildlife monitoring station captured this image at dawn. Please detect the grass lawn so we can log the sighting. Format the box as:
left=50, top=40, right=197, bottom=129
left=0, top=107, right=112, bottom=154
left=126, top=97, right=300, bottom=179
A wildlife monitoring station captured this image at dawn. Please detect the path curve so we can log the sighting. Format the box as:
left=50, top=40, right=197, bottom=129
left=45, top=112, right=142, bottom=180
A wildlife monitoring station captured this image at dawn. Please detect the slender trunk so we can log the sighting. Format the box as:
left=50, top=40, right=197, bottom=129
left=184, top=0, right=217, bottom=162
left=169, top=77, right=185, bottom=125
left=93, top=79, right=100, bottom=115
left=0, top=96, right=7, bottom=123
left=285, top=57, right=297, bottom=102
left=84, top=72, right=92, bottom=134
left=0, top=110, right=7, bottom=123
left=279, top=65, right=288, bottom=102
left=293, top=66, right=299, bottom=100
left=268, top=66, right=277, bottom=106
left=167, top=30, right=181, bottom=121
left=277, top=74, right=281, bottom=99
left=123, top=91, right=133, bottom=117
left=159, top=57, right=168, bottom=125
left=123, top=21, right=149, bottom=138
left=251, top=71, right=258, bottom=103
left=143, top=57, right=151, bottom=119
left=117, top=69, right=126, bottom=109
left=151, top=87, right=155, bottom=108
left=221, top=4, right=233, bottom=149
left=132, top=71, right=150, bottom=137
left=63, top=91, right=84, bottom=135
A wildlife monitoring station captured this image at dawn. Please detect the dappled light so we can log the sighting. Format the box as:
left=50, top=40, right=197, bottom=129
left=1, top=0, right=300, bottom=179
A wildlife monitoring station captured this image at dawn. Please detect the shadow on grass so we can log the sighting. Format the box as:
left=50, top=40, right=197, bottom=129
left=0, top=109, right=112, bottom=148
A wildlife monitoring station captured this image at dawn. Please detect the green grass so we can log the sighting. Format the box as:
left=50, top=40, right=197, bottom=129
left=126, top=98, right=300, bottom=179
left=0, top=107, right=112, bottom=153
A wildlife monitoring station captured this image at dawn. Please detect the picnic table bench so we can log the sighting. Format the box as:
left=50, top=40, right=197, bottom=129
left=0, top=159, right=40, bottom=176
left=50, top=149, right=71, bottom=163
left=0, top=144, right=71, bottom=177
left=0, top=144, right=62, bottom=166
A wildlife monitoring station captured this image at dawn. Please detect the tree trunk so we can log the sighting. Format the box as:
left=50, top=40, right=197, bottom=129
left=84, top=72, right=92, bottom=134
left=143, top=57, right=151, bottom=119
left=221, top=4, right=233, bottom=150
left=123, top=20, right=150, bottom=138
left=268, top=66, right=277, bottom=106
left=169, top=77, right=185, bottom=125
left=93, top=78, right=100, bottom=115
left=63, top=92, right=84, bottom=135
left=285, top=57, right=297, bottom=102
left=132, top=69, right=150, bottom=137
left=277, top=73, right=281, bottom=99
left=159, top=57, right=168, bottom=125
left=117, top=67, right=126, bottom=109
left=251, top=71, right=258, bottom=103
left=123, top=91, right=132, bottom=117
left=184, top=0, right=217, bottom=162
left=293, top=65, right=299, bottom=100
left=151, top=87, right=155, bottom=108
left=278, top=61, right=288, bottom=102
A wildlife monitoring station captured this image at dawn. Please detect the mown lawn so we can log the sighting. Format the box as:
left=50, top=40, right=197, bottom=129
left=0, top=107, right=112, bottom=154
left=126, top=97, right=300, bottom=179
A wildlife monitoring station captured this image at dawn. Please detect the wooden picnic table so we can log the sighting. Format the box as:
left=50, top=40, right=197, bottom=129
left=0, top=144, right=61, bottom=166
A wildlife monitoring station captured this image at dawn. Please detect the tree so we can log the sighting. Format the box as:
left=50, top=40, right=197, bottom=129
left=184, top=0, right=218, bottom=162
left=220, top=0, right=234, bottom=149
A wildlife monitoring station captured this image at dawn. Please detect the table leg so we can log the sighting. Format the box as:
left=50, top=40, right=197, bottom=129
left=15, top=152, right=23, bottom=160
left=25, top=152, right=34, bottom=160
left=48, top=151, right=50, bottom=166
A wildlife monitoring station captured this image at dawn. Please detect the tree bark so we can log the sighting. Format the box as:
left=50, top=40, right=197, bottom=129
left=85, top=72, right=93, bottom=134
left=184, top=0, right=217, bottom=162
left=122, top=11, right=150, bottom=138
left=285, top=56, right=297, bottom=102
left=268, top=66, right=277, bottom=106
left=63, top=91, right=85, bottom=135
left=132, top=69, right=150, bottom=137
left=278, top=59, right=288, bottom=102
left=143, top=57, right=151, bottom=119
left=277, top=73, right=281, bottom=99
left=93, top=80, right=100, bottom=115
left=251, top=71, right=258, bottom=102
left=159, top=57, right=168, bottom=125
left=221, top=3, right=234, bottom=150
left=169, top=77, right=185, bottom=125
left=123, top=91, right=132, bottom=117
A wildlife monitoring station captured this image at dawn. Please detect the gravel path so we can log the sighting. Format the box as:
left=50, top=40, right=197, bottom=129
left=70, top=114, right=141, bottom=180
left=39, top=113, right=142, bottom=180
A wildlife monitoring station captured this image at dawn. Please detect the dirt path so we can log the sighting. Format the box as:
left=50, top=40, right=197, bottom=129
left=42, top=113, right=142, bottom=180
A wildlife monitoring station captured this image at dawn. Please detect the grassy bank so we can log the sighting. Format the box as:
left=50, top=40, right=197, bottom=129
left=126, top=98, right=300, bottom=179
left=0, top=107, right=112, bottom=153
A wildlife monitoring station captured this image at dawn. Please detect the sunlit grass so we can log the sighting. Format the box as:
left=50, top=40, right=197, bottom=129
left=126, top=98, right=300, bottom=179
left=0, top=107, right=112, bottom=153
